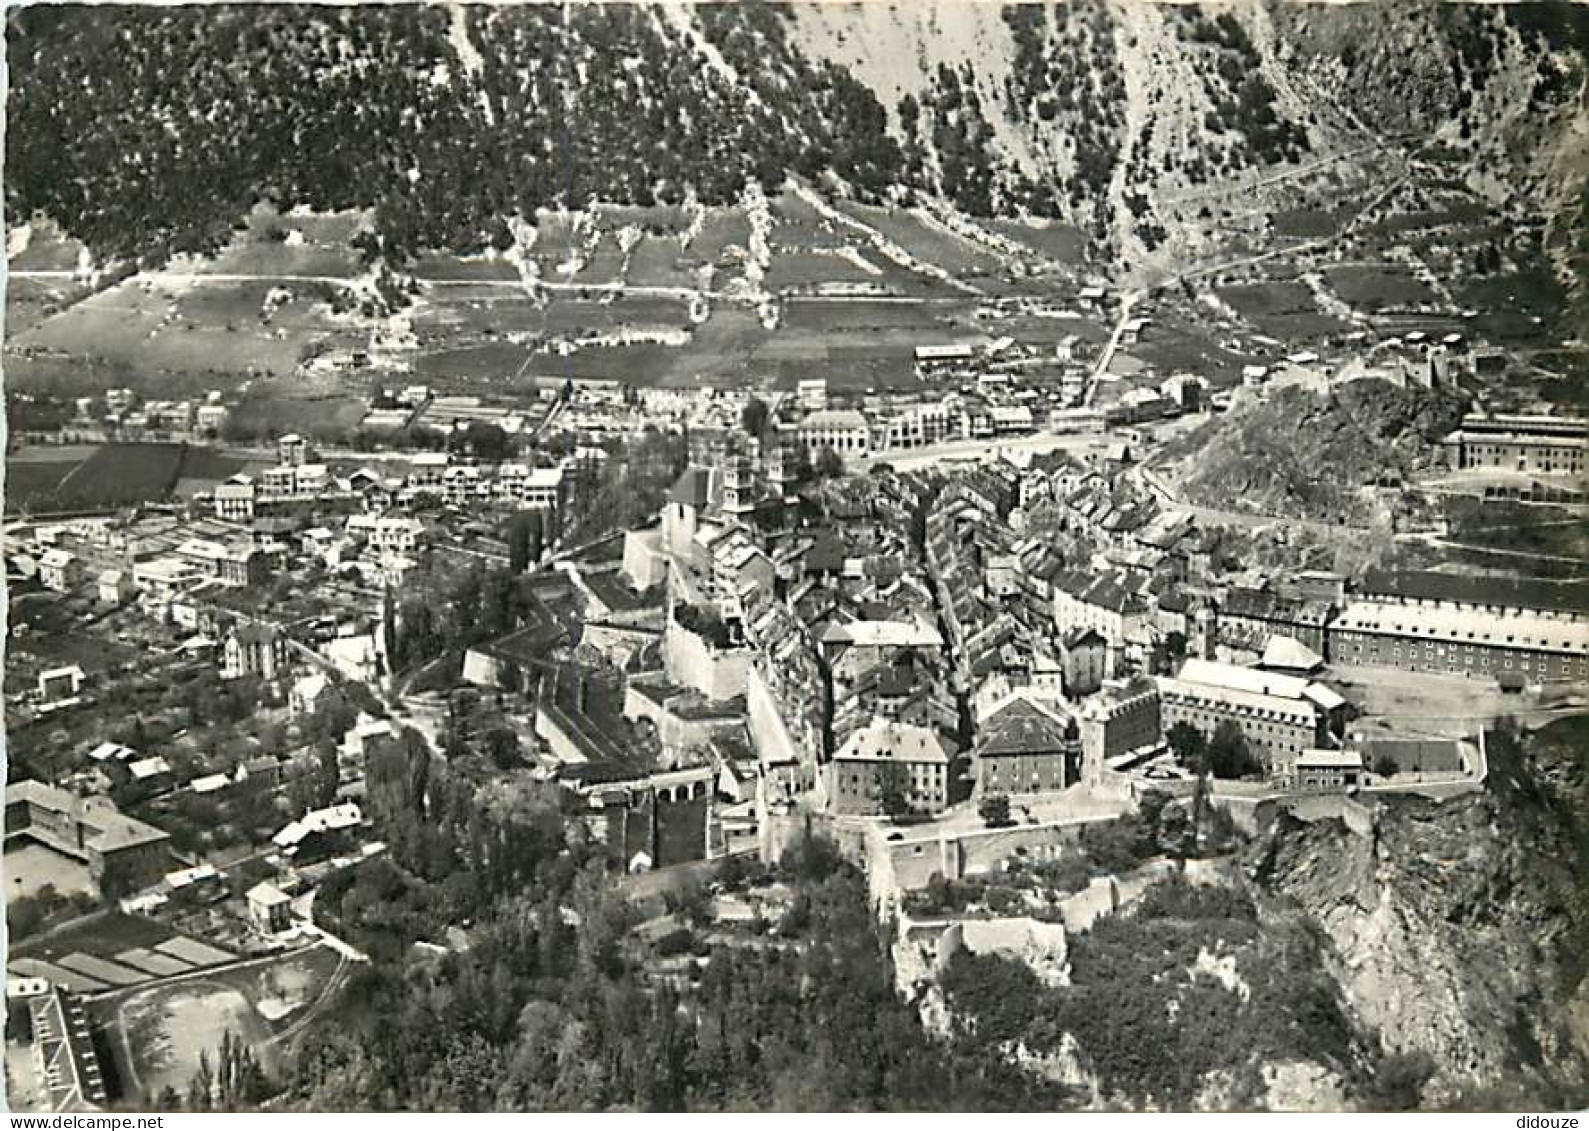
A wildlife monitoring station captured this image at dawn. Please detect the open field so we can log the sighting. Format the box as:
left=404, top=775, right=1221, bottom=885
left=1247, top=311, right=1356, bottom=340
left=117, top=980, right=270, bottom=1097
left=1216, top=280, right=1315, bottom=317
left=1457, top=267, right=1567, bottom=323
left=685, top=208, right=752, bottom=265
left=4, top=442, right=223, bottom=514
left=196, top=238, right=362, bottom=280
left=8, top=274, right=356, bottom=379
left=770, top=191, right=844, bottom=250
left=1361, top=199, right=1489, bottom=239
left=985, top=217, right=1090, bottom=264
left=11, top=910, right=179, bottom=964
left=1441, top=499, right=1589, bottom=561
left=1213, top=278, right=1355, bottom=340
left=4, top=839, right=95, bottom=904
left=7, top=219, right=86, bottom=271
left=411, top=252, right=518, bottom=282
left=106, top=943, right=346, bottom=1100
left=533, top=341, right=676, bottom=384
left=52, top=938, right=235, bottom=982
left=5, top=199, right=1028, bottom=408
left=5, top=455, right=85, bottom=506
left=1269, top=209, right=1340, bottom=239
left=1323, top=264, right=1438, bottom=311
left=1327, top=663, right=1553, bottom=740
left=1128, top=313, right=1264, bottom=386
left=626, top=234, right=700, bottom=289
left=5, top=598, right=147, bottom=694
left=409, top=342, right=534, bottom=384
left=4, top=276, right=93, bottom=335
left=764, top=249, right=884, bottom=291
left=190, top=203, right=367, bottom=279
left=828, top=198, right=1010, bottom=280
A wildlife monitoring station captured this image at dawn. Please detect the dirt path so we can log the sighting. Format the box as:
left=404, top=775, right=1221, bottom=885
left=1084, top=288, right=1144, bottom=405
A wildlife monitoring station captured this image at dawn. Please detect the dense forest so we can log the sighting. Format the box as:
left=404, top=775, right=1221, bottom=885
left=4, top=4, right=905, bottom=268
left=288, top=818, right=1068, bottom=1110
left=266, top=665, right=1064, bottom=1110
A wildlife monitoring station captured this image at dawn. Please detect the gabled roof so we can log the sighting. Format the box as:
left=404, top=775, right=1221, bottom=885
left=1063, top=626, right=1107, bottom=651
left=273, top=802, right=362, bottom=849
left=803, top=532, right=847, bottom=574
left=669, top=466, right=715, bottom=510
left=834, top=719, right=955, bottom=764
left=975, top=697, right=1074, bottom=758
left=1260, top=634, right=1324, bottom=673
left=1357, top=569, right=1589, bottom=617
left=1174, top=658, right=1309, bottom=700
left=821, top=619, right=943, bottom=650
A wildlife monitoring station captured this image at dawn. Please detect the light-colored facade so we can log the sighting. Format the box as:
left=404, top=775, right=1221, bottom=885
left=798, top=409, right=872, bottom=459
left=826, top=719, right=955, bottom=816
left=1155, top=659, right=1342, bottom=780
left=1440, top=413, right=1586, bottom=476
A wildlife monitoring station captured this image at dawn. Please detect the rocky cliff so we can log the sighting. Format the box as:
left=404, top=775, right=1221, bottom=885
left=1170, top=377, right=1468, bottom=525
left=1249, top=737, right=1589, bottom=1108
left=923, top=726, right=1588, bottom=1111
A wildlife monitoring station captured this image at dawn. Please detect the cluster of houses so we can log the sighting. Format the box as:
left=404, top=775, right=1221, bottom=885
left=18, top=432, right=585, bottom=622
left=208, top=433, right=585, bottom=525
left=779, top=368, right=1201, bottom=462
left=6, top=668, right=394, bottom=920
left=58, top=387, right=231, bottom=441
left=570, top=428, right=1573, bottom=827
left=13, top=370, right=1582, bottom=914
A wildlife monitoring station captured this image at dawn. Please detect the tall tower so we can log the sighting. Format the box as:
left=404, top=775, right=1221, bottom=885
left=1190, top=600, right=1216, bottom=661
left=721, top=455, right=759, bottom=520
left=766, top=439, right=798, bottom=502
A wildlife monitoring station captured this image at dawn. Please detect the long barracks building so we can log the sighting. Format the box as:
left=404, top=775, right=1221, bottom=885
left=1327, top=570, right=1589, bottom=684
left=1439, top=413, right=1586, bottom=477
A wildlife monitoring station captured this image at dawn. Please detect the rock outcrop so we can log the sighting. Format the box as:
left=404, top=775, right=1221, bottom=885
left=1250, top=779, right=1589, bottom=1108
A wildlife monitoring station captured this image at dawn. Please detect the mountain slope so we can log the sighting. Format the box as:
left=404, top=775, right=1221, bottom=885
left=7, top=1, right=1586, bottom=293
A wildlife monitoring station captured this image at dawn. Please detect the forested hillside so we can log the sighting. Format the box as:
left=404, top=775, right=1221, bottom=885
left=7, top=2, right=1587, bottom=276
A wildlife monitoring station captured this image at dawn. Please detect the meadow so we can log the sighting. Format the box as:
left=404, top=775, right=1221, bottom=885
left=828, top=198, right=1011, bottom=279
left=1324, top=264, right=1438, bottom=311
left=1268, top=208, right=1340, bottom=239
left=4, top=442, right=201, bottom=513
left=985, top=217, right=1090, bottom=264
left=5, top=438, right=260, bottom=514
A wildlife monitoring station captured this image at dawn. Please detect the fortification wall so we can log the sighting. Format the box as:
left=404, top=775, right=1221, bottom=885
left=663, top=617, right=750, bottom=701
left=746, top=664, right=800, bottom=769
left=1266, top=793, right=1379, bottom=838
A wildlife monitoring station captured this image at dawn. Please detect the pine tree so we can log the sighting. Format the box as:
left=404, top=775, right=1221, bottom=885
left=187, top=1049, right=213, bottom=1111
